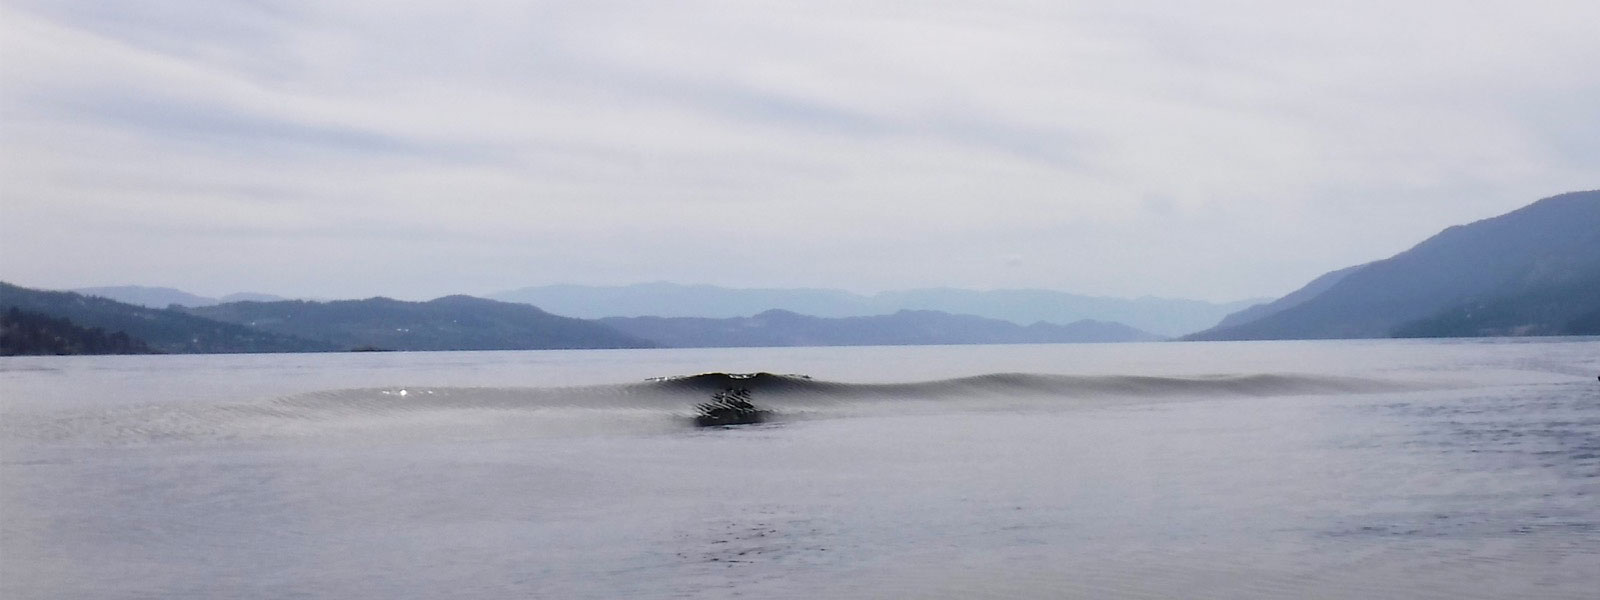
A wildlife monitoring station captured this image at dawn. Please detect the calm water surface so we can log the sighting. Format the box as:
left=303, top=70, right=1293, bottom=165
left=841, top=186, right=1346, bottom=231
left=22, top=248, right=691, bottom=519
left=3, top=339, right=1598, bottom=598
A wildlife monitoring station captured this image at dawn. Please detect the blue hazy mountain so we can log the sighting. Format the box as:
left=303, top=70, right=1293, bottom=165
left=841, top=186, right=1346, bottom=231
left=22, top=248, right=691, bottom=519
left=1207, top=263, right=1369, bottom=332
left=219, top=292, right=288, bottom=303
left=871, top=289, right=1258, bottom=337
left=184, top=296, right=656, bottom=351
left=73, top=285, right=287, bottom=308
left=491, top=283, right=1258, bottom=337
left=600, top=309, right=1162, bottom=348
left=490, top=283, right=868, bottom=320
left=1, top=282, right=332, bottom=353
left=28, top=283, right=1163, bottom=351
left=1190, top=190, right=1600, bottom=340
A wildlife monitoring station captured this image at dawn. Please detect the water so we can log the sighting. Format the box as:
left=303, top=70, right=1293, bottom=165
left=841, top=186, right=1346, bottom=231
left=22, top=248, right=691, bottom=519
left=3, top=339, right=1598, bottom=599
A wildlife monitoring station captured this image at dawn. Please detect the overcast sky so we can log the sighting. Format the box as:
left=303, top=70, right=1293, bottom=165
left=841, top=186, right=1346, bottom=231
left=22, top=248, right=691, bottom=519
left=2, top=1, right=1596, bottom=302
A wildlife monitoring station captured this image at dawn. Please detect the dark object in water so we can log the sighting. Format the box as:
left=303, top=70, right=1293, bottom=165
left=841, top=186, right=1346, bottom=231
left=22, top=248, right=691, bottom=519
left=694, top=388, right=768, bottom=427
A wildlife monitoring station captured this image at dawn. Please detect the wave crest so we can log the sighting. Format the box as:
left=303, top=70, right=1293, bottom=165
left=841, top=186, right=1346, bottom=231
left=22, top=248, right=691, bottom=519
left=4, top=372, right=1431, bottom=446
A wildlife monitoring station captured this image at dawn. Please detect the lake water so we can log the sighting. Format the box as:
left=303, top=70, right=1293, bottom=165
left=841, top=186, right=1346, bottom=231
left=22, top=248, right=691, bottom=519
left=3, top=339, right=1598, bottom=599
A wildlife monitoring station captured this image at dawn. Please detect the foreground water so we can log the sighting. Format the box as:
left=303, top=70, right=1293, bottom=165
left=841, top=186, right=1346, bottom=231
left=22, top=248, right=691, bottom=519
left=3, top=339, right=1598, bottom=599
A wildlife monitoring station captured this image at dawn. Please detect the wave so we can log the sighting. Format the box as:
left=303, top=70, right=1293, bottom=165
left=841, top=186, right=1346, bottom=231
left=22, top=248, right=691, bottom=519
left=3, top=372, right=1433, bottom=446
left=639, top=371, right=1421, bottom=401
left=278, top=371, right=1419, bottom=413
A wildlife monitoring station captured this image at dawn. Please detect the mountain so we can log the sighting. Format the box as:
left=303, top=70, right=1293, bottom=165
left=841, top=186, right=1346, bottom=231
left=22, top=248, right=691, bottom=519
left=184, top=295, right=655, bottom=351
left=219, top=292, right=288, bottom=303
left=1208, top=263, right=1368, bottom=331
left=599, top=309, right=1162, bottom=348
left=2, top=307, right=159, bottom=356
left=1, top=282, right=333, bottom=353
left=491, top=283, right=1257, bottom=337
left=872, top=288, right=1258, bottom=338
left=1189, top=191, right=1600, bottom=340
left=73, top=285, right=218, bottom=308
left=72, top=285, right=287, bottom=308
left=491, top=283, right=872, bottom=320
left=1389, top=269, right=1600, bottom=337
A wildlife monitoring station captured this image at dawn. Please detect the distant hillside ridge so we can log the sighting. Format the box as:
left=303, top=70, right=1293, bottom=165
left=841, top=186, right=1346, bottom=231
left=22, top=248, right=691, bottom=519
left=1390, top=269, right=1600, bottom=337
left=600, top=309, right=1163, bottom=348
left=1188, top=190, right=1600, bottom=340
left=0, top=282, right=333, bottom=353
left=2, top=307, right=159, bottom=356
left=73, top=285, right=287, bottom=308
left=1208, top=263, right=1369, bottom=331
left=184, top=295, right=656, bottom=351
left=491, top=283, right=1258, bottom=337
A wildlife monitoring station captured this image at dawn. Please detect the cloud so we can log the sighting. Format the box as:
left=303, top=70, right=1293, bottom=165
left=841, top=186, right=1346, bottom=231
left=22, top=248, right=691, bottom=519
left=2, top=0, right=1596, bottom=300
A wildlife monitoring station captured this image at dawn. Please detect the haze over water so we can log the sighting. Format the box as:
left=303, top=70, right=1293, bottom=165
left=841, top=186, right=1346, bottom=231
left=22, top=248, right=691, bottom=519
left=3, top=338, right=1598, bottom=599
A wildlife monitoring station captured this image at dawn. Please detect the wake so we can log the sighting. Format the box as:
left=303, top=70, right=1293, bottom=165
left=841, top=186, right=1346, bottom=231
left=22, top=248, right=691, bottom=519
left=3, top=372, right=1433, bottom=446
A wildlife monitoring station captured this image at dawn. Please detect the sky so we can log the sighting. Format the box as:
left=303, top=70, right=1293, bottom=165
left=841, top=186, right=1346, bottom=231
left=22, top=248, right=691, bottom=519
left=1, top=0, right=1596, bottom=303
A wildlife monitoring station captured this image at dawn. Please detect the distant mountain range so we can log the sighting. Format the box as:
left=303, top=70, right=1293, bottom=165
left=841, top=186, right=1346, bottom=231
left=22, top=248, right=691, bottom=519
left=182, top=296, right=655, bottom=351
left=73, top=282, right=1236, bottom=338
left=600, top=309, right=1161, bottom=348
left=4, top=283, right=1163, bottom=355
left=1190, top=190, right=1600, bottom=340
left=10, top=190, right=1595, bottom=353
left=490, top=284, right=1258, bottom=337
left=71, top=286, right=288, bottom=308
left=0, top=282, right=331, bottom=354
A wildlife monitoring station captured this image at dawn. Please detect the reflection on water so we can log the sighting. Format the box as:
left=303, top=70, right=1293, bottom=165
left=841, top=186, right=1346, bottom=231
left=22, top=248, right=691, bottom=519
left=3, top=339, right=1598, bottom=599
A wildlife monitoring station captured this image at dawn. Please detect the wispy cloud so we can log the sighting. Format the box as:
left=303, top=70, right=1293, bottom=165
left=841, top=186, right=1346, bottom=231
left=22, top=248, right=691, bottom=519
left=2, top=0, right=1596, bottom=300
